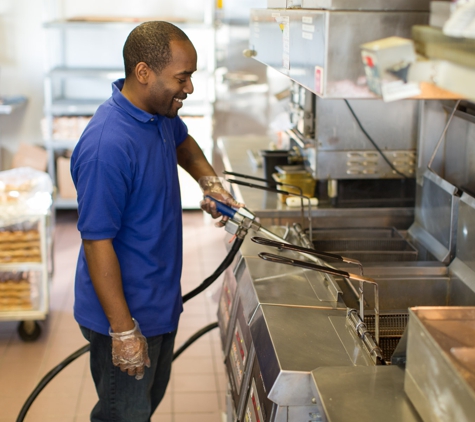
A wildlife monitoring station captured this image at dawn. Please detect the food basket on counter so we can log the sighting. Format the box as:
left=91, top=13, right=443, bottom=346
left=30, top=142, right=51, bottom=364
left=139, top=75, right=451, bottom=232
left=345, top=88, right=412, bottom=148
left=0, top=167, right=54, bottom=341
left=272, top=165, right=316, bottom=203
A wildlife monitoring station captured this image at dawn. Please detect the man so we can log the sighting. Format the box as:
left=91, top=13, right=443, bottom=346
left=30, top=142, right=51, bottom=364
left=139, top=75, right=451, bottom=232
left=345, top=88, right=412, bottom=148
left=71, top=21, right=239, bottom=421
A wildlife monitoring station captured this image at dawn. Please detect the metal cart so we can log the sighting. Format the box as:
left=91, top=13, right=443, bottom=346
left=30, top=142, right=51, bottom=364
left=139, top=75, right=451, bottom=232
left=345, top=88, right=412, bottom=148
left=0, top=169, right=54, bottom=341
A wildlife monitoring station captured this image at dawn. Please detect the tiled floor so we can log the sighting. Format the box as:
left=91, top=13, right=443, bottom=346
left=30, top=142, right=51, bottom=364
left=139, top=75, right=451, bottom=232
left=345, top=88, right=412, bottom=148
left=0, top=210, right=229, bottom=422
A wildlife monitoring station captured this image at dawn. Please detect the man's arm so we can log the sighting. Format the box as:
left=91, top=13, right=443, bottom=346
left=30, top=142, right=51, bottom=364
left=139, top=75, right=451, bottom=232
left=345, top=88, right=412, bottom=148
left=83, top=238, right=150, bottom=379
left=176, top=134, right=217, bottom=181
left=82, top=239, right=134, bottom=333
left=176, top=134, right=243, bottom=221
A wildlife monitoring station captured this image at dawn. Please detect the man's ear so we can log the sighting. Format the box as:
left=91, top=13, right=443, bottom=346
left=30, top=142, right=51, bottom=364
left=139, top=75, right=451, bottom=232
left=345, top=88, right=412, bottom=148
left=135, top=62, right=152, bottom=85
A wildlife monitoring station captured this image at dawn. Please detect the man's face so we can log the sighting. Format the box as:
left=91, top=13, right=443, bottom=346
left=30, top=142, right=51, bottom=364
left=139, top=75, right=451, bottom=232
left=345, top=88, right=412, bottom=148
left=147, top=40, right=197, bottom=118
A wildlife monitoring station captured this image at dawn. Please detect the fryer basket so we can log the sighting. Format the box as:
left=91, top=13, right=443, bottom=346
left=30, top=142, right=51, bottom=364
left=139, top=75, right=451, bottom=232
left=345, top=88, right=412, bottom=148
left=364, top=313, right=409, bottom=363
left=312, top=227, right=419, bottom=262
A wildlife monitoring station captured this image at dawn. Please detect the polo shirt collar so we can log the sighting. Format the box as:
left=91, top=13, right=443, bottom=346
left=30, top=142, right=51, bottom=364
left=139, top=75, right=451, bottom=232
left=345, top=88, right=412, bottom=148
left=111, top=78, right=164, bottom=124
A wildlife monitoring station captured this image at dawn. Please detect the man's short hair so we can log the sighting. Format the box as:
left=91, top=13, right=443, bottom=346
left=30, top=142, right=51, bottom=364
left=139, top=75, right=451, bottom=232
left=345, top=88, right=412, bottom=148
left=123, top=21, right=190, bottom=78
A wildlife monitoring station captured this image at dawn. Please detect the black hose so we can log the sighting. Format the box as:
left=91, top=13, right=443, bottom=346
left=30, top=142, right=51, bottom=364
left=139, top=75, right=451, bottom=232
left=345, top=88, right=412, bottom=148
left=17, top=236, right=243, bottom=422
left=172, top=322, right=218, bottom=360
left=182, top=236, right=244, bottom=303
left=16, top=344, right=91, bottom=422
left=344, top=99, right=409, bottom=179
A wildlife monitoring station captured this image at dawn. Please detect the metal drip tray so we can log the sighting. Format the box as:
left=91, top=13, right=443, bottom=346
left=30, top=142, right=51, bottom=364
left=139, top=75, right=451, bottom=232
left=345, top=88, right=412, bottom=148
left=312, top=227, right=419, bottom=262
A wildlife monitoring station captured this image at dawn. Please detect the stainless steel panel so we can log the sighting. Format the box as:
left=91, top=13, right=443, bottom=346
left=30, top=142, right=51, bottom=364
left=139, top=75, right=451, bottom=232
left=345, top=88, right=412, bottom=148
left=311, top=227, right=420, bottom=262
left=218, top=136, right=415, bottom=229
left=417, top=100, right=475, bottom=192
left=405, top=307, right=475, bottom=422
left=417, top=100, right=452, bottom=180
left=447, top=259, right=475, bottom=306
left=409, top=170, right=460, bottom=263
left=311, top=366, right=422, bottom=422
left=342, top=261, right=449, bottom=278
left=315, top=99, right=419, bottom=151
left=273, top=405, right=287, bottom=422
left=288, top=405, right=322, bottom=421
left=249, top=305, right=361, bottom=406
left=238, top=257, right=346, bottom=324
left=336, top=275, right=452, bottom=312
left=456, top=194, right=475, bottom=273
left=444, top=109, right=475, bottom=194
left=309, top=150, right=416, bottom=179
left=249, top=9, right=428, bottom=98
left=301, top=0, right=432, bottom=10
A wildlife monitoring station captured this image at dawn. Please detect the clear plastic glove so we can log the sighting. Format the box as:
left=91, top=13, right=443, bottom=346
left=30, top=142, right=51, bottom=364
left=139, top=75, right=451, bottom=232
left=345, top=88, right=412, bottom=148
left=109, top=318, right=151, bottom=380
left=198, top=176, right=244, bottom=227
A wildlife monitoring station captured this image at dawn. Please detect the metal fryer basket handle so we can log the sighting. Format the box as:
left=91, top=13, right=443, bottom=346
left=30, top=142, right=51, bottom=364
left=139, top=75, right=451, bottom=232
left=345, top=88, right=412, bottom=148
left=251, top=236, right=364, bottom=275
left=258, top=252, right=380, bottom=345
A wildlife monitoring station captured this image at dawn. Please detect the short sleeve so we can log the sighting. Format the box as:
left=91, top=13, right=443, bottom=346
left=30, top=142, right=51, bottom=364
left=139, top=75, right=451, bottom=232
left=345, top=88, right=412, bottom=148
left=173, top=117, right=189, bottom=147
left=72, top=158, right=132, bottom=240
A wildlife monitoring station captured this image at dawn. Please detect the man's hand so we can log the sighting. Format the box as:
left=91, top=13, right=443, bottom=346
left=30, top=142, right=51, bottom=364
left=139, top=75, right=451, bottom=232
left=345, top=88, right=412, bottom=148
left=110, top=318, right=151, bottom=380
left=199, top=176, right=244, bottom=227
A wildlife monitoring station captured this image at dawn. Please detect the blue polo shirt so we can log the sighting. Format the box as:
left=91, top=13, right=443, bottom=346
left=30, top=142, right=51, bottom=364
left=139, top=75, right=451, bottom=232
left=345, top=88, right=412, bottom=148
left=71, top=79, right=187, bottom=337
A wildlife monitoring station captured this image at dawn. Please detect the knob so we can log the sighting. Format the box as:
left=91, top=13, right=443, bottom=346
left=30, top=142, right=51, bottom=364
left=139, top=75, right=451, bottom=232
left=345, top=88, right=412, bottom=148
left=242, top=49, right=257, bottom=58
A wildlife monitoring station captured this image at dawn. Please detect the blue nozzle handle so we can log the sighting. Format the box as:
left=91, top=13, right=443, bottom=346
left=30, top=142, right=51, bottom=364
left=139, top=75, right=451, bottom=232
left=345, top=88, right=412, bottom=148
left=205, top=195, right=237, bottom=219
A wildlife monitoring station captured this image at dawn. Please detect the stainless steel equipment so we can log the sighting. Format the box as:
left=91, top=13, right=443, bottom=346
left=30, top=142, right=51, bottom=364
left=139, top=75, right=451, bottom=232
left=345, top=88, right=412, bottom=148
left=257, top=251, right=382, bottom=350
left=216, top=174, right=475, bottom=421
left=408, top=170, right=460, bottom=264
left=217, top=220, right=475, bottom=421
left=287, top=81, right=419, bottom=206
left=310, top=366, right=422, bottom=422
left=219, top=213, right=475, bottom=421
left=405, top=306, right=475, bottom=422
left=213, top=3, right=475, bottom=420
left=311, top=227, right=421, bottom=262
left=249, top=8, right=428, bottom=97
left=289, top=85, right=420, bottom=179
left=300, top=0, right=433, bottom=10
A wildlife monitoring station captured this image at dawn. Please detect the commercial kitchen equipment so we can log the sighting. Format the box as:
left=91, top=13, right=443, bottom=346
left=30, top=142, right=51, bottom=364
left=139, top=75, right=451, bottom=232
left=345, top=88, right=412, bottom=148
left=405, top=306, right=475, bottom=422
left=248, top=7, right=428, bottom=98
left=217, top=183, right=475, bottom=421
left=215, top=49, right=473, bottom=422
left=213, top=1, right=474, bottom=420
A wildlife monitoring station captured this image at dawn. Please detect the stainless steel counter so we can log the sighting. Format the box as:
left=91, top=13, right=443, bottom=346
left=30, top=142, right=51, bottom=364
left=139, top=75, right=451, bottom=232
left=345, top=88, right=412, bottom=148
left=217, top=135, right=415, bottom=229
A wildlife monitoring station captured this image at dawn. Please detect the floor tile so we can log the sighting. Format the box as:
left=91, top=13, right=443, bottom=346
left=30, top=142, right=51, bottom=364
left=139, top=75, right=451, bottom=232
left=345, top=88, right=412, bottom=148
left=174, top=391, right=220, bottom=413
left=173, top=373, right=218, bottom=393
left=155, top=390, right=173, bottom=414
left=174, top=412, right=223, bottom=422
left=151, top=413, right=173, bottom=422
left=173, top=339, right=213, bottom=358
left=26, top=393, right=79, bottom=419
left=172, top=356, right=216, bottom=375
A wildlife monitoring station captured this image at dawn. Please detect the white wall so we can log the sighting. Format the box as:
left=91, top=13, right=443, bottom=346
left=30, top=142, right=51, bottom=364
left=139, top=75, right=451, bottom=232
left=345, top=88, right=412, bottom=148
left=61, top=0, right=207, bottom=22
left=0, top=0, right=47, bottom=168
left=0, top=0, right=211, bottom=169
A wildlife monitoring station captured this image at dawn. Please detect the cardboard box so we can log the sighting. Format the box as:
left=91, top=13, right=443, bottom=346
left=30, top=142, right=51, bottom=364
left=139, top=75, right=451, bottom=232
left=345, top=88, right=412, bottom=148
left=12, top=143, right=48, bottom=171
left=56, top=156, right=76, bottom=199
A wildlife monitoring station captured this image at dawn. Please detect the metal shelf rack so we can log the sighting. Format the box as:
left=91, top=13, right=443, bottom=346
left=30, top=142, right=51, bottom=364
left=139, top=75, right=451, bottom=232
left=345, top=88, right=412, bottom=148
left=0, top=211, right=54, bottom=341
left=43, top=4, right=217, bottom=209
